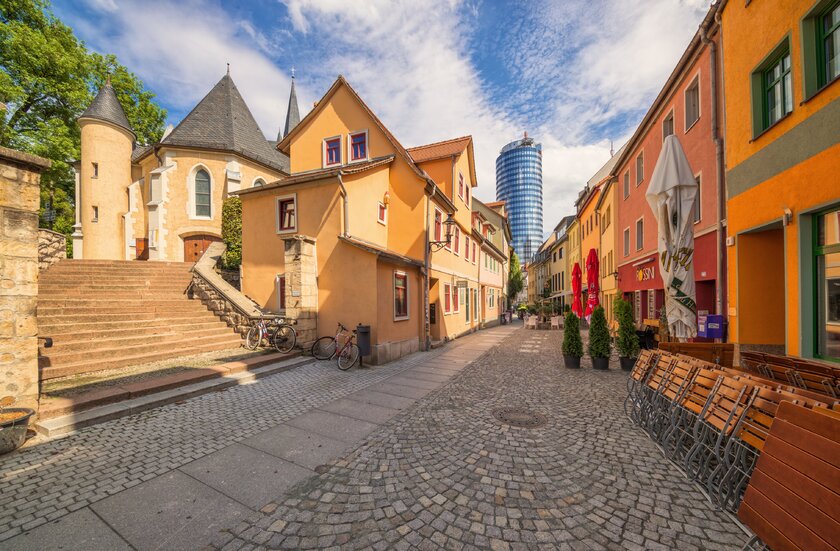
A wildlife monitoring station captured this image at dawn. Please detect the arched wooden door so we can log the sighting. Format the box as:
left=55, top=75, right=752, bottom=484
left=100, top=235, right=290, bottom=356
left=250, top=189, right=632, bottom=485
left=183, top=234, right=221, bottom=263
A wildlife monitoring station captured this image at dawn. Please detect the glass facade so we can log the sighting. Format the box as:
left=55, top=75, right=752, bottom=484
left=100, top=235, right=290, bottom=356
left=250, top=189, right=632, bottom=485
left=495, top=136, right=543, bottom=262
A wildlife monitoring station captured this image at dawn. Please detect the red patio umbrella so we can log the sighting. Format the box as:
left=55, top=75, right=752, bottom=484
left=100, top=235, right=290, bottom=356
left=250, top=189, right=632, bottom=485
left=571, top=262, right=583, bottom=318
left=584, top=248, right=600, bottom=320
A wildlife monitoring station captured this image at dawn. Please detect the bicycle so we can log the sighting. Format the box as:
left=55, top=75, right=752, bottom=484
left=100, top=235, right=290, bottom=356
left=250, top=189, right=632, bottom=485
left=311, top=322, right=360, bottom=370
left=245, top=317, right=297, bottom=353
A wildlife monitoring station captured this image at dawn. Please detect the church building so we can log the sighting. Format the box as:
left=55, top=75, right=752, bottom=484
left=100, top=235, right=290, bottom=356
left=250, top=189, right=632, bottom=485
left=72, top=71, right=299, bottom=262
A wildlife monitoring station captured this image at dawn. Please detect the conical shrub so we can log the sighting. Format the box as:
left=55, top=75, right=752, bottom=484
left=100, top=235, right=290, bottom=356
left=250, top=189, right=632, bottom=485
left=562, top=312, right=583, bottom=357
left=588, top=306, right=611, bottom=359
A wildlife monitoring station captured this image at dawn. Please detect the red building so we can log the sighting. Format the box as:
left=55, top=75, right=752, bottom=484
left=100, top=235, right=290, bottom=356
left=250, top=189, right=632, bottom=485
left=614, top=6, right=726, bottom=328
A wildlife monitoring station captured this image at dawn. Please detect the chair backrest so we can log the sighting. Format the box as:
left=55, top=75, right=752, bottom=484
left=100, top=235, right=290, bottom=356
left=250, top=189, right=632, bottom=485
left=661, top=358, right=698, bottom=403
left=680, top=368, right=724, bottom=415
left=702, top=376, right=755, bottom=435
left=738, top=402, right=840, bottom=551
left=630, top=349, right=658, bottom=382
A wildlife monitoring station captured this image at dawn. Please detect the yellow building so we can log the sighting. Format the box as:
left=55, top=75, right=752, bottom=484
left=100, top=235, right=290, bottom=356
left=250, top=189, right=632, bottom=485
left=547, top=216, right=575, bottom=310
left=237, top=76, right=485, bottom=362
left=473, top=200, right=511, bottom=326
left=73, top=72, right=293, bottom=261
left=567, top=217, right=581, bottom=299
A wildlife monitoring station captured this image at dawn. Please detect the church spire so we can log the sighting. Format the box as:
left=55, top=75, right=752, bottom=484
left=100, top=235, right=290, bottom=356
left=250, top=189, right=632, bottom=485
left=279, top=70, right=300, bottom=141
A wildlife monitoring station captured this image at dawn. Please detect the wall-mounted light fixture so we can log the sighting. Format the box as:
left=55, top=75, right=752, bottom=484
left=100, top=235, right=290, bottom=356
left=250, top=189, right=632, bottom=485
left=783, top=208, right=793, bottom=226
left=383, top=191, right=390, bottom=207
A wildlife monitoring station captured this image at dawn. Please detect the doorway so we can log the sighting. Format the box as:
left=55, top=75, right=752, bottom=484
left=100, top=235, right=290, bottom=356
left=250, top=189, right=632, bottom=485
left=183, top=234, right=221, bottom=263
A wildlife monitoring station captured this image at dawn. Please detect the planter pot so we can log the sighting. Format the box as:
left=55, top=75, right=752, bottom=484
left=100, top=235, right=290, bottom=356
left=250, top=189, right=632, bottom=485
left=564, top=355, right=581, bottom=369
left=592, top=357, right=610, bottom=370
left=0, top=408, right=35, bottom=455
left=619, top=356, right=636, bottom=371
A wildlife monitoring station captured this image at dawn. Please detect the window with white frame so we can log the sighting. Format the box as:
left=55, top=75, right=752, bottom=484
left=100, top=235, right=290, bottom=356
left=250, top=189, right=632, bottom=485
left=465, top=236, right=471, bottom=261
left=623, top=171, right=630, bottom=199
left=453, top=286, right=460, bottom=313
left=324, top=136, right=341, bottom=166
left=636, top=152, right=644, bottom=186
left=662, top=110, right=675, bottom=139
left=276, top=195, right=297, bottom=233
left=454, top=227, right=460, bottom=255
left=349, top=131, right=367, bottom=162
left=434, top=209, right=442, bottom=241
left=253, top=178, right=266, bottom=187
left=394, top=271, right=408, bottom=320
left=685, top=76, right=700, bottom=129
left=623, top=228, right=630, bottom=257
left=458, top=172, right=465, bottom=201
left=378, top=202, right=387, bottom=225
left=444, top=283, right=452, bottom=313
left=636, top=218, right=644, bottom=250
left=694, top=175, right=701, bottom=223
left=194, top=169, right=212, bottom=218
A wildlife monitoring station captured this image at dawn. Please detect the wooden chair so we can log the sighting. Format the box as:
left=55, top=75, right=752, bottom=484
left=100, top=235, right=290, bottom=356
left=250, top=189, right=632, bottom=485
left=738, top=401, right=840, bottom=551
left=550, top=316, right=560, bottom=330
left=660, top=367, right=721, bottom=462
left=525, top=315, right=537, bottom=329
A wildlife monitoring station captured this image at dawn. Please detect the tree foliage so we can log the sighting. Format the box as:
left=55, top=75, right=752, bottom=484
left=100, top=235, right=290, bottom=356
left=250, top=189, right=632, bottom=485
left=615, top=297, right=640, bottom=358
left=562, top=312, right=583, bottom=357
left=507, top=251, right=524, bottom=299
left=587, top=306, right=611, bottom=359
left=0, top=0, right=166, bottom=253
left=221, top=196, right=242, bottom=269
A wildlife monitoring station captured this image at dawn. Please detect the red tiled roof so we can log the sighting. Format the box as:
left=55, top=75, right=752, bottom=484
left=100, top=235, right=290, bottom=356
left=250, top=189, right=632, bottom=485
left=484, top=201, right=505, bottom=208
left=407, top=136, right=472, bottom=163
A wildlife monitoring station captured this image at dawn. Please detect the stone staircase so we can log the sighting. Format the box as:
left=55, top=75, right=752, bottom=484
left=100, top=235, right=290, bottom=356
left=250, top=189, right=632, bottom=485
left=38, top=260, right=243, bottom=380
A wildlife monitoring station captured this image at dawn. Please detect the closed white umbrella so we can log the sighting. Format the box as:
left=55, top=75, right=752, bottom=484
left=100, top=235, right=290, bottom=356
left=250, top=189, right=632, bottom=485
left=645, top=135, right=698, bottom=339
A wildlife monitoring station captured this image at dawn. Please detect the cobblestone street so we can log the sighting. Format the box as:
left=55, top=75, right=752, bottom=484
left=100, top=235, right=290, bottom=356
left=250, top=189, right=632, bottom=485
left=219, top=327, right=747, bottom=551
left=1, top=324, right=749, bottom=550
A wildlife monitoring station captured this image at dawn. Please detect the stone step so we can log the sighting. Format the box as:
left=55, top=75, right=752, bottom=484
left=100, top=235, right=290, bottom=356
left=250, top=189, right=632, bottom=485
left=41, top=320, right=228, bottom=340
left=35, top=355, right=312, bottom=435
left=37, top=290, right=188, bottom=299
left=37, top=303, right=208, bottom=316
left=39, top=310, right=217, bottom=325
left=40, top=277, right=193, bottom=286
left=38, top=297, right=194, bottom=307
left=39, top=334, right=244, bottom=379
left=41, top=326, right=238, bottom=353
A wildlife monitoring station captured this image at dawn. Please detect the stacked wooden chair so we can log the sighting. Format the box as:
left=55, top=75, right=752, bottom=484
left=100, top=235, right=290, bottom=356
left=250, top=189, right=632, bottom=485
left=624, top=345, right=839, bottom=538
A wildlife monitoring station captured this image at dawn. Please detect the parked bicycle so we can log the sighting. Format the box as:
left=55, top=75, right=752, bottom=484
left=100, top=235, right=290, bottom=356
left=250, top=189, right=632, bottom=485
left=311, top=322, right=360, bottom=370
left=245, top=316, right=297, bottom=353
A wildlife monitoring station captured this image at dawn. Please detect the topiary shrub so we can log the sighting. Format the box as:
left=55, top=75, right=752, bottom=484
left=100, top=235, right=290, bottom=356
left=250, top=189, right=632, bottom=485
left=221, top=196, right=242, bottom=269
left=588, top=306, right=611, bottom=358
left=615, top=298, right=640, bottom=359
left=562, top=312, right=583, bottom=357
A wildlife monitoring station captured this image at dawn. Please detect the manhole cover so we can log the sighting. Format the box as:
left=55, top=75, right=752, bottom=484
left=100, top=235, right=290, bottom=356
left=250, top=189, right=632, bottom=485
left=492, top=407, right=547, bottom=429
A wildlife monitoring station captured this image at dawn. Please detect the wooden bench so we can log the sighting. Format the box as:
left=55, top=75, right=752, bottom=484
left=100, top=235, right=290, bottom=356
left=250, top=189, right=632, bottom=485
left=738, top=401, right=840, bottom=551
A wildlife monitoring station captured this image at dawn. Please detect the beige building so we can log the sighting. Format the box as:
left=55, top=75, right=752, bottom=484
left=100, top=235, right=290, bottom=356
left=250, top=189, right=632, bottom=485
left=73, top=72, right=296, bottom=261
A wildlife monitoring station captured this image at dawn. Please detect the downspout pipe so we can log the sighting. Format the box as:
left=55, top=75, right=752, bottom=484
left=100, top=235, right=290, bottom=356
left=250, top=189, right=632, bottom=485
left=424, top=188, right=434, bottom=351
left=701, top=16, right=727, bottom=319
left=337, top=173, right=349, bottom=236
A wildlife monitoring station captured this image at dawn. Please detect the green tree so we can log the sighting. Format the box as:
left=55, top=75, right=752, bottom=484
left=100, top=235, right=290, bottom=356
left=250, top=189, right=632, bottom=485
left=221, top=196, right=242, bottom=269
left=507, top=251, right=524, bottom=299
left=562, top=312, right=583, bottom=357
left=615, top=297, right=640, bottom=359
left=1, top=0, right=166, bottom=253
left=587, top=306, right=611, bottom=358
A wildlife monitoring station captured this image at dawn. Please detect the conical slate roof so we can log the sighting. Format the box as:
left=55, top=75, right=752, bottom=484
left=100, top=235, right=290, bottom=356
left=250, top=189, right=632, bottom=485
left=162, top=73, right=289, bottom=173
left=279, top=77, right=300, bottom=141
left=80, top=81, right=134, bottom=136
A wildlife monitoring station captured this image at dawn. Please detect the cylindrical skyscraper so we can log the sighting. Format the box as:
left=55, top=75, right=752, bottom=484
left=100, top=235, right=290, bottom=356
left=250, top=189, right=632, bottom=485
left=495, top=133, right=543, bottom=262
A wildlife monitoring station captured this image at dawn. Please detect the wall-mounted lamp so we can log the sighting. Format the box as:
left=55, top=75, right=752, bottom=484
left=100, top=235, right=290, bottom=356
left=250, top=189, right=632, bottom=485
left=783, top=208, right=793, bottom=226
left=383, top=191, right=390, bottom=207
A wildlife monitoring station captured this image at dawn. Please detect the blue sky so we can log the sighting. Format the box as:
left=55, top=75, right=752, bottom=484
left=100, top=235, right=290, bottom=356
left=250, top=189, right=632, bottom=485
left=54, top=0, right=710, bottom=232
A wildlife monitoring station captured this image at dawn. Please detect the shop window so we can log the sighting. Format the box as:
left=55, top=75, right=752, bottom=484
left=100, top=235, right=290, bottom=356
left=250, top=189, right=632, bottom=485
left=685, top=76, right=700, bottom=130
left=394, top=271, right=408, bottom=320
left=815, top=206, right=840, bottom=361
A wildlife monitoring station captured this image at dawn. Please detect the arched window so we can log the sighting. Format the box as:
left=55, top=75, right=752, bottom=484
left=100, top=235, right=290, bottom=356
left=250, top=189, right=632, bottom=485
left=253, top=178, right=266, bottom=187
left=195, top=169, right=211, bottom=217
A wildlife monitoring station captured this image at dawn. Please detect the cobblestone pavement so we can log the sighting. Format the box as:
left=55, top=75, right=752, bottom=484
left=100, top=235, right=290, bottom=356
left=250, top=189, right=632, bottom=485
left=218, top=329, right=748, bottom=551
left=0, top=328, right=511, bottom=544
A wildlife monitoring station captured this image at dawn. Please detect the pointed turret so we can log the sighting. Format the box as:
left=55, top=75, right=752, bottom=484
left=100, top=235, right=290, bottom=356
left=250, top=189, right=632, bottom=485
left=79, top=76, right=135, bottom=138
left=279, top=71, right=300, bottom=140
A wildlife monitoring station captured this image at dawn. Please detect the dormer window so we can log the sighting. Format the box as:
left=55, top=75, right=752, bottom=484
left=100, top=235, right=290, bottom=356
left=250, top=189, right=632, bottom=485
left=350, top=131, right=367, bottom=161
left=325, top=137, right=341, bottom=166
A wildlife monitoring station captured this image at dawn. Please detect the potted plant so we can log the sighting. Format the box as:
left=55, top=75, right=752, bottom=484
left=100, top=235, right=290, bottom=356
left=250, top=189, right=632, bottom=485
left=562, top=312, right=583, bottom=368
left=0, top=396, right=35, bottom=455
left=588, top=306, right=611, bottom=370
left=615, top=298, right=640, bottom=371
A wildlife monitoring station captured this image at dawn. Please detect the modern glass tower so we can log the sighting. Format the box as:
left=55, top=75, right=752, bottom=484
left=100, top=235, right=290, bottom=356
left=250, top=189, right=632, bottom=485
left=495, top=133, right=543, bottom=262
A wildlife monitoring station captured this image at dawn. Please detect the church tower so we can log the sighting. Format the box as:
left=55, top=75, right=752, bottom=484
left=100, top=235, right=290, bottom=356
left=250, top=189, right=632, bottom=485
left=278, top=71, right=301, bottom=141
left=75, top=78, right=135, bottom=259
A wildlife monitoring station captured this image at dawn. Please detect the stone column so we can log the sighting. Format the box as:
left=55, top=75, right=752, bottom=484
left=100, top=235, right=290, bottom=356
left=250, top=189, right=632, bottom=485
left=283, top=235, right=318, bottom=347
left=0, top=147, right=50, bottom=413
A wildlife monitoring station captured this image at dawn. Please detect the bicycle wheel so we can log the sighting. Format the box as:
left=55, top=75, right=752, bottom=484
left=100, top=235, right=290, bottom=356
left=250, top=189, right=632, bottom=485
left=245, top=326, right=261, bottom=350
left=311, top=336, right=336, bottom=360
left=337, top=344, right=359, bottom=371
left=272, top=325, right=297, bottom=353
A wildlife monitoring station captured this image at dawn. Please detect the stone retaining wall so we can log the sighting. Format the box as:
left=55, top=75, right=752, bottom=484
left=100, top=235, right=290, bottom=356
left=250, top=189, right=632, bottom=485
left=189, top=277, right=251, bottom=335
left=0, top=146, right=50, bottom=413
left=38, top=229, right=67, bottom=271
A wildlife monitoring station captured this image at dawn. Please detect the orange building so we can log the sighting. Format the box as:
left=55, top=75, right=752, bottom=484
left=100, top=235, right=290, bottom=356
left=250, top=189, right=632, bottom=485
left=236, top=76, right=488, bottom=362
left=720, top=0, right=840, bottom=361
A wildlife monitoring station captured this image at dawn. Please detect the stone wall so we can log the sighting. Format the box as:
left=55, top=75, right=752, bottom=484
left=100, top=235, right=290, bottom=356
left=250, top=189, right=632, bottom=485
left=190, top=277, right=251, bottom=335
left=0, top=147, right=50, bottom=413
left=38, top=229, right=66, bottom=270
left=283, top=235, right=318, bottom=348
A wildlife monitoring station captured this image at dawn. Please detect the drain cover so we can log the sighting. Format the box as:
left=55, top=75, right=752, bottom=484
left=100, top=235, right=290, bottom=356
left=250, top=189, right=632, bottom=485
left=492, top=407, right=547, bottom=429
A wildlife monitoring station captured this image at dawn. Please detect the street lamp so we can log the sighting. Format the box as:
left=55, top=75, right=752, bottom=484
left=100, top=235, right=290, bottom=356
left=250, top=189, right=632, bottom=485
left=429, top=213, right=456, bottom=251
